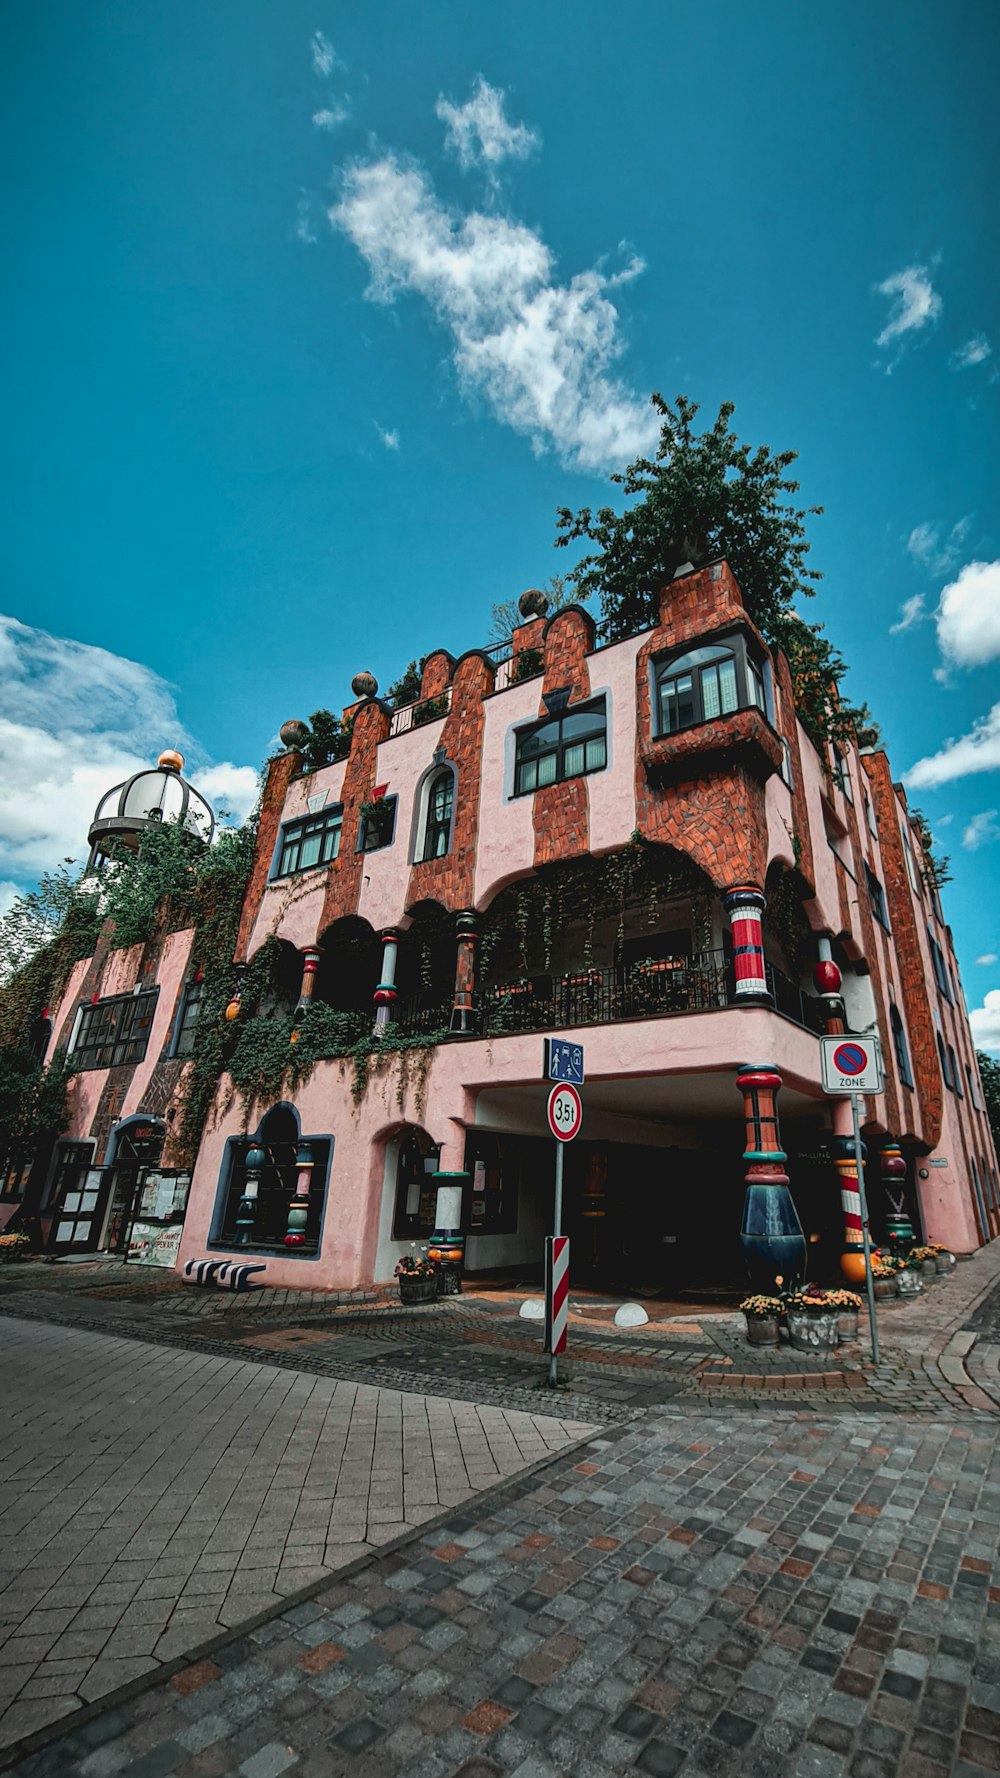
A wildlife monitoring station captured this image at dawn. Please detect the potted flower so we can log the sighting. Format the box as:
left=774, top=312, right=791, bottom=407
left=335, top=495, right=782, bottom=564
left=0, top=1232, right=30, bottom=1263
left=909, top=1244, right=939, bottom=1281
left=394, top=1250, right=440, bottom=1304
left=895, top=1253, right=924, bottom=1297
left=739, top=1294, right=783, bottom=1347
left=784, top=1284, right=840, bottom=1351
left=929, top=1242, right=956, bottom=1274
left=871, top=1252, right=900, bottom=1300
left=825, top=1288, right=863, bottom=1341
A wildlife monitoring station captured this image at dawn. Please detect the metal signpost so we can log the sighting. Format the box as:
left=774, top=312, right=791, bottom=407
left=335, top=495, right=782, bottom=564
left=544, top=1043, right=583, bottom=1384
left=820, top=1034, right=884, bottom=1366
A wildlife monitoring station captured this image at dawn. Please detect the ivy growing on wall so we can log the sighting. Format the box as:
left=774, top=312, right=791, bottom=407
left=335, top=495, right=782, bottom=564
left=224, top=996, right=447, bottom=1124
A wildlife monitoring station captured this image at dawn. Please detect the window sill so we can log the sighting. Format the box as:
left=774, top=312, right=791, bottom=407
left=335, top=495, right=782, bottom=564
left=643, top=708, right=783, bottom=787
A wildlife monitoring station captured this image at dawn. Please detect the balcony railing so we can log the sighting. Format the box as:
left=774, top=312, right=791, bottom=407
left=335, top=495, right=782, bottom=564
left=478, top=951, right=826, bottom=1039
left=390, top=990, right=454, bottom=1037
left=387, top=686, right=453, bottom=739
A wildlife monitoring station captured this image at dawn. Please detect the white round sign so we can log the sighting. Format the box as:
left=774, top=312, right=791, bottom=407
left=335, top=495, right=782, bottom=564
left=547, top=1082, right=583, bottom=1143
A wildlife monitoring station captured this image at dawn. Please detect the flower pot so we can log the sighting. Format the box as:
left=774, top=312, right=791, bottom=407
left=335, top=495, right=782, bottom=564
left=920, top=1259, right=937, bottom=1280
left=744, top=1315, right=779, bottom=1347
left=935, top=1252, right=955, bottom=1274
left=787, top=1310, right=839, bottom=1352
left=896, top=1268, right=923, bottom=1298
left=873, top=1277, right=896, bottom=1300
left=398, top=1273, right=439, bottom=1304
left=837, top=1311, right=859, bottom=1341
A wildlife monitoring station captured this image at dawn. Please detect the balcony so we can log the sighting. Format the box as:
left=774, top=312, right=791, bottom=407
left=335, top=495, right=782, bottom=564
left=475, top=951, right=826, bottom=1040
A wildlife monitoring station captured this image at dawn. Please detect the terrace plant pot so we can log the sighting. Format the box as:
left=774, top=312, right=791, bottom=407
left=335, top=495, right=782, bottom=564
left=873, top=1278, right=897, bottom=1301
left=896, top=1268, right=923, bottom=1298
left=935, top=1252, right=955, bottom=1273
left=786, top=1310, right=839, bottom=1352
left=837, top=1311, right=859, bottom=1341
left=920, top=1259, right=938, bottom=1280
left=397, top=1273, right=439, bottom=1304
left=744, top=1316, right=779, bottom=1347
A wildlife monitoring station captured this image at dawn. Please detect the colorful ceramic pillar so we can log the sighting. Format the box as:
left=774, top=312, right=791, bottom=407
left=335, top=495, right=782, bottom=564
left=373, top=929, right=400, bottom=1034
left=813, top=944, right=865, bottom=1280
left=290, top=947, right=321, bottom=1048
left=429, top=1135, right=468, bottom=1292
left=814, top=937, right=846, bottom=1032
left=880, top=1139, right=913, bottom=1257
left=450, top=911, right=479, bottom=1035
left=285, top=1140, right=314, bottom=1247
left=724, top=886, right=770, bottom=1002
left=234, top=1141, right=265, bottom=1247
left=736, top=1062, right=806, bottom=1289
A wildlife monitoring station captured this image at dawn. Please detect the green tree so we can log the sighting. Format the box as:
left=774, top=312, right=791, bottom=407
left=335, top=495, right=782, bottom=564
left=979, top=1051, right=1000, bottom=1160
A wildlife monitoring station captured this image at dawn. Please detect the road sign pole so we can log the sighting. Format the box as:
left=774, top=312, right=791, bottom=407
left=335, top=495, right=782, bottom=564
left=549, top=1142, right=565, bottom=1385
left=851, top=1092, right=881, bottom=1368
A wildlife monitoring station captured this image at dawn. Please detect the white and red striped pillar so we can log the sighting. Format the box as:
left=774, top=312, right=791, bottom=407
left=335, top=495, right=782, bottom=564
left=813, top=943, right=865, bottom=1282
left=724, top=885, right=770, bottom=1002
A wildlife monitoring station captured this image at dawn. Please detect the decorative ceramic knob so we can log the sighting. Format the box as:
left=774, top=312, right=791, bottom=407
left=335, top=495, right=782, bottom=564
left=158, top=749, right=185, bottom=772
left=518, top=588, right=549, bottom=620
left=279, top=719, right=309, bottom=750
left=351, top=671, right=378, bottom=699
left=814, top=959, right=842, bottom=995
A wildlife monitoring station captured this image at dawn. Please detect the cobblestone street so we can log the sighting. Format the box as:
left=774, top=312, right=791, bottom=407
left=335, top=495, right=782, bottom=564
left=3, top=1249, right=1000, bottom=1775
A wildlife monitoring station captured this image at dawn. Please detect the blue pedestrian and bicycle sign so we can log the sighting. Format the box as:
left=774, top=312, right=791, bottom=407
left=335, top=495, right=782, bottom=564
left=544, top=1038, right=585, bottom=1085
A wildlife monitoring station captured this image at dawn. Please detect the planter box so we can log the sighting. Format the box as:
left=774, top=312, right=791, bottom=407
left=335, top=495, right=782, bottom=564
left=897, top=1268, right=923, bottom=1298
left=787, top=1310, right=839, bottom=1352
left=935, top=1252, right=955, bottom=1274
left=837, top=1311, right=859, bottom=1341
left=398, top=1274, right=439, bottom=1304
left=744, top=1316, right=779, bottom=1347
left=919, top=1259, right=937, bottom=1280
left=873, top=1278, right=896, bottom=1300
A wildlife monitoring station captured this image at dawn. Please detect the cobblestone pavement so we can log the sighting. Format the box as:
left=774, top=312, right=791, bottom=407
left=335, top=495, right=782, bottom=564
left=0, top=1320, right=594, bottom=1752
left=6, top=1404, right=1000, bottom=1778
left=4, top=1247, right=1000, bottom=1421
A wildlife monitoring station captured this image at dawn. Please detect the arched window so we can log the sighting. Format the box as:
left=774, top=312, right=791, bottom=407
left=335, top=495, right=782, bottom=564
left=216, top=1104, right=331, bottom=1253
left=421, top=768, right=454, bottom=861
left=890, top=1004, right=913, bottom=1089
left=656, top=644, right=738, bottom=734
left=392, top=1128, right=439, bottom=1238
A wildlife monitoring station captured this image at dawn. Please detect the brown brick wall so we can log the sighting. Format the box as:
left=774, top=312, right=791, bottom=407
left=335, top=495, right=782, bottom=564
left=533, top=608, right=594, bottom=869
left=864, top=753, right=942, bottom=1148
left=319, top=700, right=392, bottom=932
left=407, top=652, right=494, bottom=910
left=235, top=749, right=302, bottom=962
left=773, top=650, right=816, bottom=894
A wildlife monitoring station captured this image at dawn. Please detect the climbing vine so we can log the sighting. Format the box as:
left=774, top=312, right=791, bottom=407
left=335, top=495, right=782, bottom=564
left=225, top=998, right=447, bottom=1125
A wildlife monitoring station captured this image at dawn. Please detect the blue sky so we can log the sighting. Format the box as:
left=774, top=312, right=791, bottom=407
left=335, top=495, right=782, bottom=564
left=2, top=1, right=998, bottom=1043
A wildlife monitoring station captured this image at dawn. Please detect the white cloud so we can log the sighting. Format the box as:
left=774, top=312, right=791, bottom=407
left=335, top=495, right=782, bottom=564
left=935, top=560, right=1000, bottom=670
left=906, top=517, right=970, bottom=576
left=189, top=765, right=259, bottom=827
left=874, top=263, right=941, bottom=364
left=0, top=881, right=20, bottom=920
left=977, top=953, right=998, bottom=967
left=310, top=30, right=337, bottom=77
left=951, top=334, right=992, bottom=371
left=313, top=102, right=350, bottom=132
left=970, top=988, right=1000, bottom=1054
left=374, top=424, right=400, bottom=450
left=295, top=194, right=319, bottom=245
left=890, top=593, right=926, bottom=635
left=963, top=810, right=1000, bottom=851
left=435, top=78, right=539, bottom=175
left=905, top=701, right=1000, bottom=789
left=0, top=615, right=257, bottom=885
left=330, top=153, right=656, bottom=472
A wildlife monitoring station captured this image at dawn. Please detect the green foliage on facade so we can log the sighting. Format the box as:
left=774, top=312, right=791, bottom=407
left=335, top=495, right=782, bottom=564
left=977, top=1052, right=1000, bottom=1161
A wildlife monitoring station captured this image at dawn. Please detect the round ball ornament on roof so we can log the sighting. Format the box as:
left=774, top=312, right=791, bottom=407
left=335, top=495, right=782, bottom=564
left=87, top=747, right=215, bottom=864
left=351, top=671, right=378, bottom=700
left=279, top=719, right=310, bottom=752
left=518, top=588, right=549, bottom=620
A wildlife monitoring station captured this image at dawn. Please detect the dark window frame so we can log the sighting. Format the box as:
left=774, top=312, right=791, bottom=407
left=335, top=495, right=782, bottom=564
left=171, top=977, right=204, bottom=1058
left=865, top=863, right=890, bottom=931
left=70, top=990, right=159, bottom=1071
left=358, top=794, right=398, bottom=853
left=274, top=805, right=344, bottom=878
left=513, top=699, right=608, bottom=798
left=937, top=1032, right=952, bottom=1091
left=212, top=1110, right=333, bottom=1257
left=890, top=1004, right=913, bottom=1089
left=652, top=631, right=767, bottom=739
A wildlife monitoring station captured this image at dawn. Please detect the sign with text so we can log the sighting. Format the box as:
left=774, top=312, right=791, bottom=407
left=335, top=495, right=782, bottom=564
left=544, top=1037, right=585, bottom=1085
left=820, top=1034, right=884, bottom=1096
left=547, top=1083, right=583, bottom=1142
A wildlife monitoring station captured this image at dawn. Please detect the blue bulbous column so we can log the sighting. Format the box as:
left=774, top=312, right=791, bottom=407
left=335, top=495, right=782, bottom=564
left=235, top=1142, right=265, bottom=1247
left=736, top=1062, right=806, bottom=1291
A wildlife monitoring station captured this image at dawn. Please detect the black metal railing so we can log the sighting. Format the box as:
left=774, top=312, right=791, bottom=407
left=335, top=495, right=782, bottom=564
left=478, top=950, right=826, bottom=1039
left=390, top=990, right=454, bottom=1037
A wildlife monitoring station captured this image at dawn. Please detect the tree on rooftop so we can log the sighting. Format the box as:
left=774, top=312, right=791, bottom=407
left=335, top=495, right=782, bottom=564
left=555, top=393, right=873, bottom=752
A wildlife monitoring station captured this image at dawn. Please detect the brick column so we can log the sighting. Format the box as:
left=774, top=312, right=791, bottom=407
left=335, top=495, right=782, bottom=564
left=450, top=910, right=479, bottom=1035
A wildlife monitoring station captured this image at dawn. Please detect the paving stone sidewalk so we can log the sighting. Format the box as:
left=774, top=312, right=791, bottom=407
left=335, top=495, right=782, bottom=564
left=0, top=1319, right=595, bottom=1752
left=6, top=1403, right=1000, bottom=1778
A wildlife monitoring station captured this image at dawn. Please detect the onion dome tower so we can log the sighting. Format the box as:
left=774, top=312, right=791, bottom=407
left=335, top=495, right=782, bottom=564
left=86, top=750, right=215, bottom=868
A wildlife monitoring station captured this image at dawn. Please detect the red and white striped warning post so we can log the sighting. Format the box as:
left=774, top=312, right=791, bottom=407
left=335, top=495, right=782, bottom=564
left=545, top=1234, right=570, bottom=1381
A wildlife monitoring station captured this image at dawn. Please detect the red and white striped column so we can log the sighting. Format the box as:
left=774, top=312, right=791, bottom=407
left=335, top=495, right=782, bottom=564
left=724, top=885, right=770, bottom=1002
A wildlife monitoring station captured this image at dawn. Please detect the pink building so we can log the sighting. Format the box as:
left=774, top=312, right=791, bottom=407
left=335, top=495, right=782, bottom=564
left=29, top=562, right=999, bottom=1288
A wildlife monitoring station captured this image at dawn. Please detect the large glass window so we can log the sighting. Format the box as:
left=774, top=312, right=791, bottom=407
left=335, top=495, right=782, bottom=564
left=514, top=701, right=607, bottom=796
left=172, top=978, right=204, bottom=1057
left=656, top=645, right=738, bottom=734
left=276, top=806, right=343, bottom=877
left=70, top=990, right=158, bottom=1071
left=420, top=769, right=454, bottom=861
left=927, top=928, right=952, bottom=1001
left=865, top=864, right=890, bottom=930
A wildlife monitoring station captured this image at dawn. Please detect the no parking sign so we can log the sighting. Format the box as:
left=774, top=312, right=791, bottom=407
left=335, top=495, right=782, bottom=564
left=820, top=1034, right=884, bottom=1095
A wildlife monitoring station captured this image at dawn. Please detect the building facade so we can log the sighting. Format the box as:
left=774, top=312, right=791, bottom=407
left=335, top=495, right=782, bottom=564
left=140, top=558, right=995, bottom=1293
